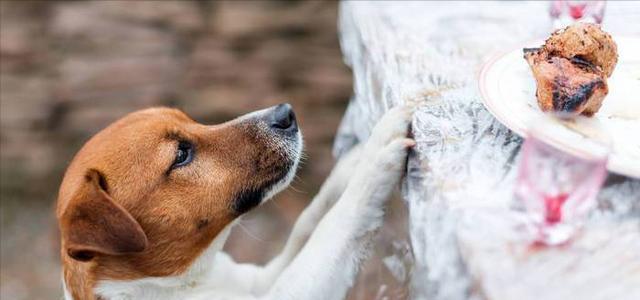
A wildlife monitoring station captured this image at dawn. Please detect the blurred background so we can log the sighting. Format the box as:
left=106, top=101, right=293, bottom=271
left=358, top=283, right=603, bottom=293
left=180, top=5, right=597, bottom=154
left=0, top=1, right=409, bottom=299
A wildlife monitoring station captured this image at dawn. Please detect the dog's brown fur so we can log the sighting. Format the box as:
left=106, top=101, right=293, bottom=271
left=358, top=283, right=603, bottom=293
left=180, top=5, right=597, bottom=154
left=57, top=108, right=293, bottom=300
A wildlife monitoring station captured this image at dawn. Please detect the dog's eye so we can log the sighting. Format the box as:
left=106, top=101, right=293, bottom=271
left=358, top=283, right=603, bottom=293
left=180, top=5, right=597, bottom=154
left=172, top=141, right=194, bottom=169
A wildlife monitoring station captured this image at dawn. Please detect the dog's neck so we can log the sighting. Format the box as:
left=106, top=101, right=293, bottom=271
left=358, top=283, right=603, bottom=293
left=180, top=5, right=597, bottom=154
left=63, top=225, right=233, bottom=300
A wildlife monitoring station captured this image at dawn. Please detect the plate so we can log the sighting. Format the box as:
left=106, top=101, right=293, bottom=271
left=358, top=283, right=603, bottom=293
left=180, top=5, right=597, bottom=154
left=479, top=37, right=640, bottom=178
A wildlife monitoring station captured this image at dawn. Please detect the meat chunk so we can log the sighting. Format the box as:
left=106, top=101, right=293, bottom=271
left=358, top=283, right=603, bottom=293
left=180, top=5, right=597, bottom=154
left=525, top=50, right=607, bottom=116
left=543, top=23, right=617, bottom=77
left=523, top=23, right=617, bottom=116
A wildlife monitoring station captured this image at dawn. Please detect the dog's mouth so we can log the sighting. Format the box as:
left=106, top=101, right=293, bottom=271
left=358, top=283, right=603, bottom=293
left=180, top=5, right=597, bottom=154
left=231, top=104, right=303, bottom=215
left=231, top=137, right=301, bottom=215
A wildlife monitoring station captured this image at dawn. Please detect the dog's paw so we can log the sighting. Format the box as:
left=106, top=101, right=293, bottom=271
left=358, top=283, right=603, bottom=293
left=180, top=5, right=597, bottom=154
left=373, top=137, right=416, bottom=174
left=363, top=137, right=414, bottom=197
left=350, top=105, right=415, bottom=208
left=345, top=135, right=414, bottom=233
left=363, top=105, right=414, bottom=158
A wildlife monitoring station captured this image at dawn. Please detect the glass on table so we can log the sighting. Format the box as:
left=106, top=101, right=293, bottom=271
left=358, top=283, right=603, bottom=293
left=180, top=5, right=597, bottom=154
left=515, top=115, right=610, bottom=246
left=550, top=0, right=606, bottom=29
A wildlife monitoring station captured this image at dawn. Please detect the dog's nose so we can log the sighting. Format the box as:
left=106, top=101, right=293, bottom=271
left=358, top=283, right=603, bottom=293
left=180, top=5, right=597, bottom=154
left=270, top=103, right=297, bottom=131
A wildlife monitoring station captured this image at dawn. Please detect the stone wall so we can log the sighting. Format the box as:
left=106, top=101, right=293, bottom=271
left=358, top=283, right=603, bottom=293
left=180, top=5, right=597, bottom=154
left=0, top=0, right=352, bottom=197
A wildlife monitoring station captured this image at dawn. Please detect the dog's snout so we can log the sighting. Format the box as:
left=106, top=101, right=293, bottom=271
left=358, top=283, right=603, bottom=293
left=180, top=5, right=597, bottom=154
left=270, top=103, right=297, bottom=131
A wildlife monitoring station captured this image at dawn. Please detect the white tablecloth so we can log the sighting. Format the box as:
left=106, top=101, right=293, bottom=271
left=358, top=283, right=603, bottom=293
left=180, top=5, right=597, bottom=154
left=335, top=2, right=640, bottom=299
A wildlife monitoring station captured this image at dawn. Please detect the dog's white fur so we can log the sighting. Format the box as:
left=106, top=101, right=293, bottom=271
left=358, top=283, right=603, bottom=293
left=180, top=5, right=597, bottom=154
left=64, top=106, right=413, bottom=300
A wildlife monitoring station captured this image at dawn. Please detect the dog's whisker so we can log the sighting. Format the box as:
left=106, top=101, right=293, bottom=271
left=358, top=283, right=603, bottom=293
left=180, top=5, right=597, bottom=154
left=237, top=221, right=269, bottom=243
left=288, top=184, right=305, bottom=194
left=293, top=175, right=308, bottom=185
left=271, top=198, right=285, bottom=210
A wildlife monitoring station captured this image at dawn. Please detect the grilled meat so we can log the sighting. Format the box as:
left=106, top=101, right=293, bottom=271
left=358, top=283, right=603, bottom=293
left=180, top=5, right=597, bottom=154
left=525, top=50, right=607, bottom=116
left=524, top=23, right=617, bottom=116
left=544, top=23, right=617, bottom=77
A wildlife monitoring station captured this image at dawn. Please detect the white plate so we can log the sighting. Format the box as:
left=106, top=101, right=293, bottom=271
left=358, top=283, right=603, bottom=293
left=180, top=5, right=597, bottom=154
left=479, top=37, right=640, bottom=178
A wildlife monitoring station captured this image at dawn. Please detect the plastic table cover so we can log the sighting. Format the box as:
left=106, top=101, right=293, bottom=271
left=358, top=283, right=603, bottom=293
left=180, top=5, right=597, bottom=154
left=334, top=2, right=640, bottom=300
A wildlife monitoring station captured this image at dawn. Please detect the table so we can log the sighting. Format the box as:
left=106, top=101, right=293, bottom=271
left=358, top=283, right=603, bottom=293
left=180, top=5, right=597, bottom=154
left=334, top=2, right=640, bottom=300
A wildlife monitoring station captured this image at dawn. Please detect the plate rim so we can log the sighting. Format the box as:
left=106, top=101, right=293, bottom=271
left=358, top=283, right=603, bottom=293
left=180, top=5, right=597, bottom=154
left=478, top=37, right=640, bottom=179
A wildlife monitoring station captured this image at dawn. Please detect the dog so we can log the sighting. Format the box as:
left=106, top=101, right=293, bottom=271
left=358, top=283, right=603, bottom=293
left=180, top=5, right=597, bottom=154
left=56, top=103, right=414, bottom=300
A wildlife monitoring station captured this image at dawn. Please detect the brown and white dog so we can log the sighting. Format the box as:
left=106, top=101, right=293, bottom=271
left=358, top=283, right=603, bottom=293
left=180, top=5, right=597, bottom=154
left=56, top=103, right=414, bottom=300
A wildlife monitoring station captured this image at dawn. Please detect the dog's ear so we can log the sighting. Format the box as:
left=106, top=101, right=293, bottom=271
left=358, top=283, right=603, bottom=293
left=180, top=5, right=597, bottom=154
left=61, top=169, right=148, bottom=262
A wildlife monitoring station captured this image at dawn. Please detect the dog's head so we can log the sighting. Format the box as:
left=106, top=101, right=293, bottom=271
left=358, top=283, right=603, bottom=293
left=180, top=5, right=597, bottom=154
left=56, top=104, right=301, bottom=282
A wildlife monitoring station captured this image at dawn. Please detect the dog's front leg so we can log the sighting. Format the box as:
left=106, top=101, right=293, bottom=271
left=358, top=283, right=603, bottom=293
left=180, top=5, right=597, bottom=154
left=250, top=145, right=363, bottom=293
left=262, top=106, right=414, bottom=300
